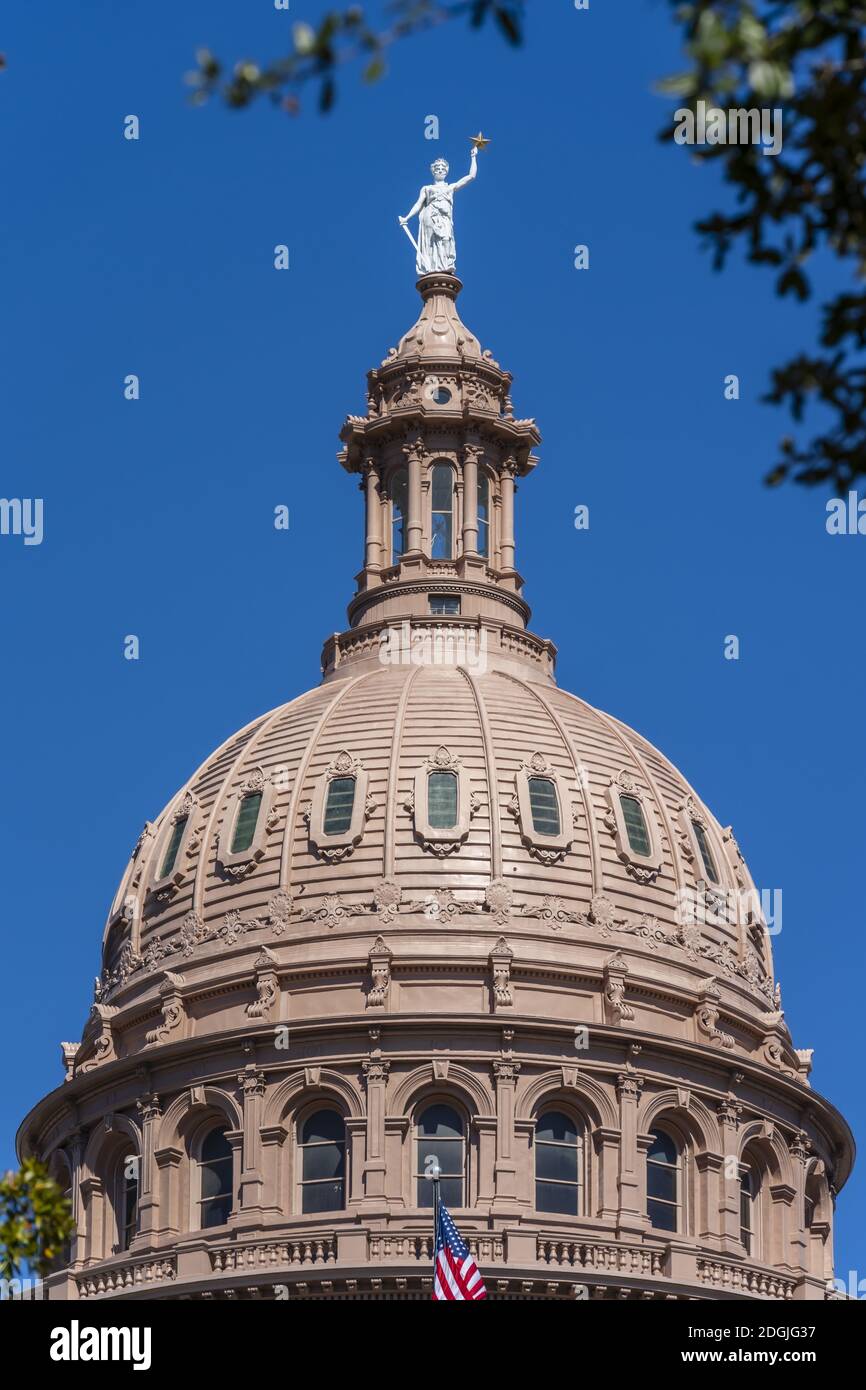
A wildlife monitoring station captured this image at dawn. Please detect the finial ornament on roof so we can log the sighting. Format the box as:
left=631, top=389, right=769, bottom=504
left=398, top=135, right=489, bottom=276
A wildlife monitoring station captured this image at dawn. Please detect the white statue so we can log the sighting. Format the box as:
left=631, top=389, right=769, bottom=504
left=399, top=149, right=479, bottom=276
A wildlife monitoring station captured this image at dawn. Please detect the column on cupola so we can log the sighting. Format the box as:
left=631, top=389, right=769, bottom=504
left=236, top=1067, right=266, bottom=1214
left=360, top=1057, right=390, bottom=1208
left=499, top=457, right=518, bottom=572
left=67, top=1130, right=86, bottom=1269
left=363, top=458, right=383, bottom=573
left=134, top=1092, right=162, bottom=1244
left=403, top=437, right=425, bottom=554
left=462, top=444, right=483, bottom=556
left=787, top=1131, right=812, bottom=1274
left=717, top=1095, right=743, bottom=1252
left=615, top=1071, right=645, bottom=1237
left=490, top=1059, right=520, bottom=1211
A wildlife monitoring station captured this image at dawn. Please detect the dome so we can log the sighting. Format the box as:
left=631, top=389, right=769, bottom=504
left=21, top=271, right=852, bottom=1305
left=99, top=662, right=780, bottom=1036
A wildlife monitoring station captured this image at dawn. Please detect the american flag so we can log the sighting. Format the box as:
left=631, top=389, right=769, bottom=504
left=432, top=1202, right=488, bottom=1301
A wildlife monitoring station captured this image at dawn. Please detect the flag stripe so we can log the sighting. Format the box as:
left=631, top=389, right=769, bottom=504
left=431, top=1200, right=488, bottom=1301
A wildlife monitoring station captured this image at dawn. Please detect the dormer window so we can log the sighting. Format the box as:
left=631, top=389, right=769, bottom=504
left=308, top=752, right=371, bottom=862
left=431, top=462, right=454, bottom=559
left=692, top=818, right=719, bottom=885
left=511, top=753, right=575, bottom=864
left=217, top=769, right=278, bottom=878
left=230, top=792, right=262, bottom=854
left=428, top=770, right=458, bottom=829
left=528, top=777, right=560, bottom=836
left=679, top=797, right=725, bottom=889
left=408, top=747, right=475, bottom=855
left=621, top=794, right=651, bottom=857
left=148, top=793, right=200, bottom=897
left=159, top=816, right=187, bottom=880
left=324, top=776, right=356, bottom=835
left=604, top=772, right=663, bottom=884
left=429, top=594, right=460, bottom=616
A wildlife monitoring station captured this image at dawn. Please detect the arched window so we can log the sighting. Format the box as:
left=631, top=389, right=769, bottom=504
left=230, top=791, right=262, bottom=855
left=391, top=467, right=408, bottom=562
left=431, top=463, right=454, bottom=559
left=529, top=777, right=560, bottom=836
left=159, top=816, right=188, bottom=879
left=117, top=1150, right=139, bottom=1253
left=621, top=794, right=651, bottom=857
left=740, top=1166, right=758, bottom=1256
left=324, top=776, right=356, bottom=835
left=299, top=1111, right=346, bottom=1213
left=477, top=473, right=490, bottom=557
left=535, top=1111, right=583, bottom=1215
left=199, top=1127, right=233, bottom=1229
left=417, top=1103, right=464, bottom=1208
left=692, top=819, right=720, bottom=884
left=647, top=1128, right=680, bottom=1232
left=428, top=770, right=458, bottom=829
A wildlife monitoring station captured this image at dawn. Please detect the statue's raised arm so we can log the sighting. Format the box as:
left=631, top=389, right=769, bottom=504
left=398, top=139, right=487, bottom=277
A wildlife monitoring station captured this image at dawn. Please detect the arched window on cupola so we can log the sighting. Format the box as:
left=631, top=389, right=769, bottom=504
left=113, top=1146, right=139, bottom=1254
left=477, top=471, right=490, bottom=557
left=197, top=1126, right=233, bottom=1230
left=416, top=1103, right=465, bottom=1208
left=299, top=1110, right=346, bottom=1214
left=535, top=1110, right=584, bottom=1215
left=647, top=1127, right=682, bottom=1232
left=391, top=466, right=408, bottom=563
left=431, top=462, right=455, bottom=559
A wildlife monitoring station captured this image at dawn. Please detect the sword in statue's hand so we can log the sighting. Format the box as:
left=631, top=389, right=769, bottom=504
left=398, top=216, right=419, bottom=253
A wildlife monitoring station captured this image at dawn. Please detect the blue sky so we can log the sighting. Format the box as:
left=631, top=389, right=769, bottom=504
left=1, top=1, right=862, bottom=1274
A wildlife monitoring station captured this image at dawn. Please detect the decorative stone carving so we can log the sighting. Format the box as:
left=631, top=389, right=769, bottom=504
left=521, top=896, right=583, bottom=931
left=489, top=937, right=514, bottom=1011
left=694, top=978, right=735, bottom=1050
left=246, top=948, right=280, bottom=1019
left=373, top=878, right=402, bottom=924
left=484, top=879, right=514, bottom=927
left=60, top=1041, right=79, bottom=1081
left=144, top=972, right=185, bottom=1048
left=78, top=1004, right=118, bottom=1073
left=297, top=894, right=354, bottom=931
left=269, top=890, right=293, bottom=935
left=367, top=936, right=392, bottom=1009
left=603, top=951, right=634, bottom=1024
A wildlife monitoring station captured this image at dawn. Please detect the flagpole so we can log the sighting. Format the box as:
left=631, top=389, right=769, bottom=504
left=432, top=1173, right=440, bottom=1272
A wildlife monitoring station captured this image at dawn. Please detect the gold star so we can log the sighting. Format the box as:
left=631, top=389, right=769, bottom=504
left=469, top=132, right=491, bottom=152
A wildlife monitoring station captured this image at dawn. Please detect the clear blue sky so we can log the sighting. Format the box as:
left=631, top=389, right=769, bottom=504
left=1, top=2, right=862, bottom=1274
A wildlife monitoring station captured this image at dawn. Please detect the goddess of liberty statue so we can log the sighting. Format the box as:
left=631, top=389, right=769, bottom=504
left=398, top=144, right=482, bottom=276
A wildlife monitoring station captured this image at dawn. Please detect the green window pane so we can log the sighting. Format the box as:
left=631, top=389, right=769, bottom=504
left=692, top=819, right=719, bottom=884
left=427, top=770, right=458, bottom=828
left=529, top=777, right=560, bottom=836
left=621, top=794, right=651, bottom=857
left=230, top=791, right=262, bottom=854
left=324, top=776, right=356, bottom=835
left=159, top=816, right=188, bottom=879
